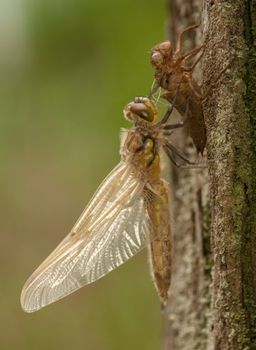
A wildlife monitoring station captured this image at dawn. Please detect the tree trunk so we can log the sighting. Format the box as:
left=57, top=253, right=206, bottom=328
left=164, top=1, right=211, bottom=350
left=202, top=1, right=256, bottom=349
left=164, top=1, right=256, bottom=349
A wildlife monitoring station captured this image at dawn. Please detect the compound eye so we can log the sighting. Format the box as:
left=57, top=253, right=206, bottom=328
left=130, top=103, right=147, bottom=114
left=129, top=103, right=153, bottom=122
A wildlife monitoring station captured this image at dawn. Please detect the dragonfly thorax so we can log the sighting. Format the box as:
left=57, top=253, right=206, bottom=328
left=120, top=127, right=160, bottom=179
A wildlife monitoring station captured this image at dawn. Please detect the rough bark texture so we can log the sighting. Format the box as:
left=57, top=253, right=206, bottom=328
left=202, top=1, right=256, bottom=349
left=164, top=1, right=211, bottom=350
left=164, top=0, right=256, bottom=350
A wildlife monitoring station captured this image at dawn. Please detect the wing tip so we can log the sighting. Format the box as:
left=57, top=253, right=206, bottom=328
left=20, top=284, right=41, bottom=313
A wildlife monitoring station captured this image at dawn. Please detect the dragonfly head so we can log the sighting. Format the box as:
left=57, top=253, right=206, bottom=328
left=150, top=41, right=173, bottom=69
left=124, top=97, right=158, bottom=124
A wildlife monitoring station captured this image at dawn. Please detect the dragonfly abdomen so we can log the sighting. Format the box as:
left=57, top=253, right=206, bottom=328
left=149, top=238, right=172, bottom=306
left=144, top=184, right=172, bottom=307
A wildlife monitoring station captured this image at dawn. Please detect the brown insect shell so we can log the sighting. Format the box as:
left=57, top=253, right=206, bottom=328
left=150, top=41, right=206, bottom=154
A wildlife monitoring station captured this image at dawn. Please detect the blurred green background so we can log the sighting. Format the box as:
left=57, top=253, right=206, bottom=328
left=0, top=0, right=167, bottom=349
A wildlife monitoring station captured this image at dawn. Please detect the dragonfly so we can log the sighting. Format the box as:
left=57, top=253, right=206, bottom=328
left=21, top=96, right=189, bottom=313
left=150, top=23, right=207, bottom=154
left=150, top=24, right=229, bottom=154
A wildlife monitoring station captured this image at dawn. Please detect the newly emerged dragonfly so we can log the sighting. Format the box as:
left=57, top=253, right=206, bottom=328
left=21, top=96, right=187, bottom=313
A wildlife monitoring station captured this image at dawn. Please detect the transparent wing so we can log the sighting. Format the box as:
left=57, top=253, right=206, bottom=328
left=21, top=162, right=149, bottom=313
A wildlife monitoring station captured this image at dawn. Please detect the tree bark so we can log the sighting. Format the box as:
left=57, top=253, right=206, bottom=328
left=164, top=1, right=211, bottom=350
left=202, top=1, right=256, bottom=349
left=164, top=1, right=256, bottom=350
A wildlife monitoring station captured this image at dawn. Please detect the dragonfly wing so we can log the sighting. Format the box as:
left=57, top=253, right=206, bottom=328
left=21, top=162, right=149, bottom=313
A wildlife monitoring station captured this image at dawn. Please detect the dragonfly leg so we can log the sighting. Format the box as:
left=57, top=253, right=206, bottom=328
left=180, top=44, right=205, bottom=65
left=164, top=146, right=182, bottom=167
left=165, top=145, right=208, bottom=168
left=158, top=85, right=181, bottom=125
left=163, top=121, right=184, bottom=131
left=161, top=87, right=192, bottom=130
left=160, top=103, right=176, bottom=125
left=175, top=23, right=200, bottom=55
left=164, top=146, right=208, bottom=169
left=166, top=143, right=195, bottom=164
left=183, top=46, right=206, bottom=72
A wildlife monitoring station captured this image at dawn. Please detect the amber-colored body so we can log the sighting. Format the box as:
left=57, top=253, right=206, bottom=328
left=145, top=186, right=171, bottom=304
left=122, top=122, right=171, bottom=305
left=150, top=24, right=206, bottom=153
